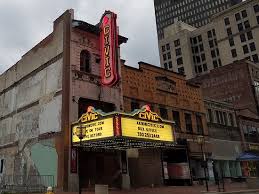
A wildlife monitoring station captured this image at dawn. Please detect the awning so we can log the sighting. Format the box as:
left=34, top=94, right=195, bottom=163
left=237, top=152, right=259, bottom=161
left=71, top=105, right=176, bottom=150
left=210, top=139, right=242, bottom=161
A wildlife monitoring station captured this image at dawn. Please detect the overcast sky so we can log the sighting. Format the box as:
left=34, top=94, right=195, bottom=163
left=0, top=0, right=160, bottom=73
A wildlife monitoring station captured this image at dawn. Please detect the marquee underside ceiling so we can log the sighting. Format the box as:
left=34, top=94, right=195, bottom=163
left=72, top=137, right=178, bottom=150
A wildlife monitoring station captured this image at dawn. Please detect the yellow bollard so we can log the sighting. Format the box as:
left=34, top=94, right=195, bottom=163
left=45, top=186, right=54, bottom=194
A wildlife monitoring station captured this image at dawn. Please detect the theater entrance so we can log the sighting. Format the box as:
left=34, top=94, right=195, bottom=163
left=72, top=105, right=176, bottom=190
left=78, top=149, right=122, bottom=189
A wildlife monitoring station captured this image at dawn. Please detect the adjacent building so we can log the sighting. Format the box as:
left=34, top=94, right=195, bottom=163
left=154, top=0, right=241, bottom=39
left=121, top=61, right=210, bottom=186
left=191, top=60, right=259, bottom=161
left=204, top=99, right=243, bottom=181
left=159, top=0, right=259, bottom=79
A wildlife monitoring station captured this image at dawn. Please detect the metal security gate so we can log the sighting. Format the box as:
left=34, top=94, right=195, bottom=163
left=0, top=175, right=54, bottom=193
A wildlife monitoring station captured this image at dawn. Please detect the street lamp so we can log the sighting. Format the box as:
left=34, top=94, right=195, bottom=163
left=75, top=123, right=86, bottom=194
left=197, top=135, right=209, bottom=192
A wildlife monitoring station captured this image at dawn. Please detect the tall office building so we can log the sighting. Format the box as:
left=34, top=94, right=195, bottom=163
left=154, top=0, right=242, bottom=39
left=158, top=0, right=259, bottom=79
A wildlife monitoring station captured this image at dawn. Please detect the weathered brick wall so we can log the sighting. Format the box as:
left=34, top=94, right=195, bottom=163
left=121, top=62, right=208, bottom=135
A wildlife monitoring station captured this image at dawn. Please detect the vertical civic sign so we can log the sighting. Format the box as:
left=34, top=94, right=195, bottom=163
left=100, top=11, right=119, bottom=86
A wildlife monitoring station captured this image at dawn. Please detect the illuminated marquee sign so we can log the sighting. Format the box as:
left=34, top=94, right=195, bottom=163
left=72, top=107, right=114, bottom=143
left=100, top=11, right=119, bottom=86
left=121, top=105, right=174, bottom=142
left=71, top=105, right=174, bottom=145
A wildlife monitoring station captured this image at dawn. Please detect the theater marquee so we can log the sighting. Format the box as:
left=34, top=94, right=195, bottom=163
left=71, top=105, right=175, bottom=148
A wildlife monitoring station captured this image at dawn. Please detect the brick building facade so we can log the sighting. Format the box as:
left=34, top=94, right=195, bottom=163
left=191, top=60, right=259, bottom=153
left=121, top=61, right=211, bottom=186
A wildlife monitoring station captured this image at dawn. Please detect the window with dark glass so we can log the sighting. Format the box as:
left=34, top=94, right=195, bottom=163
left=224, top=17, right=230, bottom=25
left=229, top=38, right=235, bottom=46
left=218, top=59, right=222, bottom=66
left=213, top=60, right=218, bottom=68
left=166, top=43, right=170, bottom=50
left=194, top=46, right=199, bottom=53
left=209, top=40, right=214, bottom=48
left=196, top=56, right=201, bottom=63
left=240, top=33, right=246, bottom=42
left=198, top=65, right=202, bottom=73
left=216, top=111, right=220, bottom=123
left=177, top=57, right=183, bottom=65
left=178, top=67, right=185, bottom=75
left=168, top=61, right=173, bottom=69
left=244, top=20, right=250, bottom=29
left=208, top=109, right=213, bottom=122
left=203, top=63, right=208, bottom=71
left=174, top=39, right=180, bottom=47
left=231, top=49, right=237, bottom=58
left=257, top=16, right=259, bottom=25
left=219, top=111, right=224, bottom=124
left=229, top=113, right=234, bottom=126
left=207, top=30, right=212, bottom=38
left=198, top=35, right=202, bottom=42
left=164, top=63, right=168, bottom=70
left=193, top=37, right=197, bottom=44
left=163, top=54, right=167, bottom=61
left=223, top=112, right=228, bottom=125
left=243, top=45, right=249, bottom=54
left=241, top=10, right=247, bottom=18
left=160, top=107, right=168, bottom=119
left=254, top=4, right=259, bottom=13
left=0, top=159, right=3, bottom=174
left=131, top=101, right=139, bottom=111
left=80, top=50, right=91, bottom=72
left=247, top=31, right=253, bottom=40
left=227, top=28, right=232, bottom=36
left=172, top=111, right=181, bottom=131
left=250, top=42, right=256, bottom=52
left=167, top=52, right=171, bottom=59
left=238, top=23, right=244, bottom=32
left=185, top=113, right=193, bottom=133
left=199, top=44, right=204, bottom=52
left=195, top=66, right=198, bottom=73
left=175, top=48, right=182, bottom=56
left=211, top=50, right=216, bottom=58
left=212, top=29, right=216, bottom=36
left=216, top=48, right=220, bottom=56
left=196, top=115, right=203, bottom=134
left=214, top=39, right=218, bottom=46
left=162, top=45, right=165, bottom=52
left=252, top=54, right=259, bottom=63
left=235, top=13, right=241, bottom=21
left=201, top=53, right=206, bottom=61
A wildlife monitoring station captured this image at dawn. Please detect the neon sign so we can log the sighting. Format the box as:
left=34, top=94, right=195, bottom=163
left=100, top=11, right=119, bottom=86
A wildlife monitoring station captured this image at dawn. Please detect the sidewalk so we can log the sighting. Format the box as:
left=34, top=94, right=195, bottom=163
left=57, top=182, right=249, bottom=194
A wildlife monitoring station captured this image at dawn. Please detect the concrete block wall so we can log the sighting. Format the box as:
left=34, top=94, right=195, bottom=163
left=0, top=12, right=65, bottom=186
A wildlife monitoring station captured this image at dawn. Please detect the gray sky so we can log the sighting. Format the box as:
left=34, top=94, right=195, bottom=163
left=0, top=0, right=160, bottom=73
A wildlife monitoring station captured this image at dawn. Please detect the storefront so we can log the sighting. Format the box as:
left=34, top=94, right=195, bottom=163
left=71, top=105, right=189, bottom=189
left=237, top=151, right=259, bottom=177
left=211, top=139, right=243, bottom=182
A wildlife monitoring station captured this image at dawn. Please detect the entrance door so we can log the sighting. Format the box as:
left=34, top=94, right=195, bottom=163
left=79, top=150, right=121, bottom=189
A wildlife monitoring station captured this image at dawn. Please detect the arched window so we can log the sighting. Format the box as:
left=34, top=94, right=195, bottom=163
left=80, top=50, right=90, bottom=72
